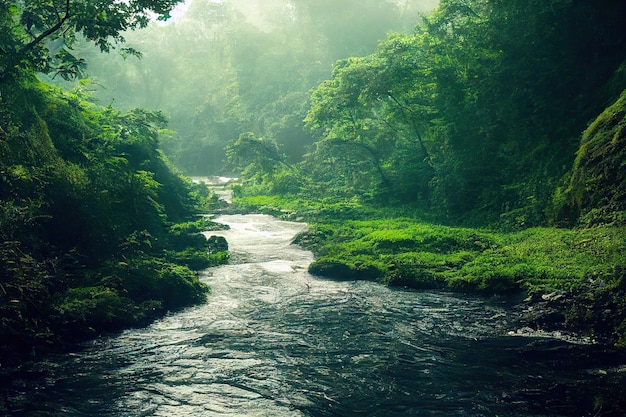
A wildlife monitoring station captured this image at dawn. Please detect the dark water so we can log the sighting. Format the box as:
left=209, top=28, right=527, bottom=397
left=3, top=214, right=626, bottom=417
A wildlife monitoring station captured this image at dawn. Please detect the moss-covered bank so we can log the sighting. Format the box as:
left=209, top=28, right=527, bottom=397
left=550, top=88, right=626, bottom=227
left=0, top=78, right=230, bottom=366
left=231, top=194, right=626, bottom=347
left=229, top=87, right=626, bottom=347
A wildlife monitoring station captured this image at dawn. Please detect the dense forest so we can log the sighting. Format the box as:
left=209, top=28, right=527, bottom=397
left=2, top=0, right=626, bottom=368
left=225, top=0, right=626, bottom=344
left=0, top=0, right=229, bottom=365
left=52, top=0, right=438, bottom=172
left=225, top=0, right=626, bottom=228
left=74, top=0, right=626, bottom=228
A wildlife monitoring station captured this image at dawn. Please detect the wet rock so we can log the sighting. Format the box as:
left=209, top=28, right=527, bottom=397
left=513, top=291, right=575, bottom=341
left=541, top=292, right=565, bottom=302
left=207, top=235, right=228, bottom=254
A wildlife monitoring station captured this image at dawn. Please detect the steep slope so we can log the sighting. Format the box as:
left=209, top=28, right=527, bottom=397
left=1, top=77, right=225, bottom=365
left=552, top=88, right=626, bottom=226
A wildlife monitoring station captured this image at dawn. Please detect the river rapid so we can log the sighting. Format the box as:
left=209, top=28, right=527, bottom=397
left=3, top=207, right=626, bottom=416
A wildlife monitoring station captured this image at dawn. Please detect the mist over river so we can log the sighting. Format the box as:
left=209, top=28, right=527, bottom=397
left=3, top=211, right=626, bottom=416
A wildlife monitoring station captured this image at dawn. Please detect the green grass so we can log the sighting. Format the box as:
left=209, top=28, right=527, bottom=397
left=234, top=195, right=626, bottom=295
left=309, top=221, right=624, bottom=295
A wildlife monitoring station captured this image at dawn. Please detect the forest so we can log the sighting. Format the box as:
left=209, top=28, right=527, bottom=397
left=0, top=0, right=230, bottom=365
left=2, top=0, right=626, bottom=367
left=225, top=0, right=626, bottom=346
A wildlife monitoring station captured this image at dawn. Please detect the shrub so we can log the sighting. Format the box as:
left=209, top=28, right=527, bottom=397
left=58, top=286, right=140, bottom=334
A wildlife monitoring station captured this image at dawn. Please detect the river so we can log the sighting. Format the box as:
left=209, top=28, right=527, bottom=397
left=3, top=211, right=626, bottom=416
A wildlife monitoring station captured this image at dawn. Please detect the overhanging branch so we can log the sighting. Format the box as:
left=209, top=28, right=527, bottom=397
left=22, top=0, right=72, bottom=53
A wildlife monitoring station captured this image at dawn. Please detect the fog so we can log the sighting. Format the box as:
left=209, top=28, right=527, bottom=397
left=70, top=0, right=439, bottom=174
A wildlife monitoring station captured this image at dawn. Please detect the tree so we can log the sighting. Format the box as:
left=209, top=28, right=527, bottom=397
left=304, top=36, right=438, bottom=202
left=0, top=77, right=216, bottom=364
left=299, top=0, right=626, bottom=224
left=0, top=0, right=184, bottom=81
left=52, top=0, right=440, bottom=175
left=421, top=0, right=626, bottom=225
left=225, top=132, right=287, bottom=182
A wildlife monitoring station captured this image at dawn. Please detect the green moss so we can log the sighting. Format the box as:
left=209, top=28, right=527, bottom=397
left=0, top=76, right=222, bottom=363
left=58, top=286, right=143, bottom=334
left=165, top=219, right=230, bottom=269
left=291, top=212, right=625, bottom=299
left=231, top=194, right=377, bottom=221
left=235, top=192, right=625, bottom=309
left=551, top=88, right=626, bottom=226
left=55, top=257, right=211, bottom=339
left=309, top=255, right=386, bottom=281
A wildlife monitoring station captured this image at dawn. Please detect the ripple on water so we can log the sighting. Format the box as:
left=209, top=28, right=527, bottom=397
left=3, top=214, right=626, bottom=417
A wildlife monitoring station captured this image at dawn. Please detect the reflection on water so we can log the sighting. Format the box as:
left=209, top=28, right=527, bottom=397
left=2, top=214, right=626, bottom=417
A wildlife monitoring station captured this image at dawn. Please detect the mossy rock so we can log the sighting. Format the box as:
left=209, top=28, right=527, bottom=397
left=309, top=257, right=385, bottom=281
left=553, top=88, right=626, bottom=226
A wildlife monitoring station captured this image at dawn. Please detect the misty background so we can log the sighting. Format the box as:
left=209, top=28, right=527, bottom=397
left=52, top=0, right=439, bottom=174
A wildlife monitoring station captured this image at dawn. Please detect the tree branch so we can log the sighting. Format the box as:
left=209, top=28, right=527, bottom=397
left=387, top=92, right=432, bottom=163
left=22, top=0, right=71, bottom=53
left=325, top=137, right=391, bottom=188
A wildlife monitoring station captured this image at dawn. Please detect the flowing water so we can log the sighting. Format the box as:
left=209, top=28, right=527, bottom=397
left=3, top=212, right=626, bottom=416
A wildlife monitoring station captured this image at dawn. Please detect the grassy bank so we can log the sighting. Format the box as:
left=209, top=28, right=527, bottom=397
left=232, top=195, right=626, bottom=346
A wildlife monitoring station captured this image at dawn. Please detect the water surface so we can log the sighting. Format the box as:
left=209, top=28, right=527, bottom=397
left=3, top=214, right=625, bottom=416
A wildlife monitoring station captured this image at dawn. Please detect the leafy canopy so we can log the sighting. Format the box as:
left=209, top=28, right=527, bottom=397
left=1, top=0, right=184, bottom=80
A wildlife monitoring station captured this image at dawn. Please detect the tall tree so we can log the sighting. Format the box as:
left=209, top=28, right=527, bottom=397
left=57, top=0, right=438, bottom=175
left=300, top=0, right=626, bottom=225
left=304, top=33, right=438, bottom=202
left=422, top=0, right=626, bottom=225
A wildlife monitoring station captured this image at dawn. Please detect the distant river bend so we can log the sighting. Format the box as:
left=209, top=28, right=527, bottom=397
left=3, top=181, right=626, bottom=416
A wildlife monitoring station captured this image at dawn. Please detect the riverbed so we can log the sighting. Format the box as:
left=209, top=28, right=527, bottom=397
left=3, top=213, right=626, bottom=416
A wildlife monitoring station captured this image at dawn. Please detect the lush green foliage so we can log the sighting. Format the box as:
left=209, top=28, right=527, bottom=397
left=222, top=0, right=626, bottom=345
left=0, top=72, right=226, bottom=364
left=549, top=87, right=626, bottom=227
left=0, top=0, right=184, bottom=81
left=6, top=0, right=624, bottom=352
left=234, top=195, right=624, bottom=293
left=233, top=0, right=626, bottom=229
left=52, top=0, right=437, bottom=175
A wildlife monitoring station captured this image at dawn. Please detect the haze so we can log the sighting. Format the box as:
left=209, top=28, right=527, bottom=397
left=70, top=0, right=440, bottom=174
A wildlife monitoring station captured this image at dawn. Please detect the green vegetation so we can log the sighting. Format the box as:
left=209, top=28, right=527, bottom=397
left=0, top=0, right=185, bottom=83
left=2, top=0, right=626, bottom=361
left=0, top=76, right=229, bottom=364
left=226, top=0, right=626, bottom=225
left=51, top=0, right=438, bottom=175
left=1, top=1, right=228, bottom=365
left=233, top=195, right=626, bottom=345
left=550, top=88, right=626, bottom=227
left=226, top=0, right=626, bottom=345
left=233, top=196, right=624, bottom=294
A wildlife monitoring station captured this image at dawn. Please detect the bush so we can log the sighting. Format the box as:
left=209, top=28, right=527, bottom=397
left=58, top=286, right=141, bottom=334
left=157, top=264, right=209, bottom=309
